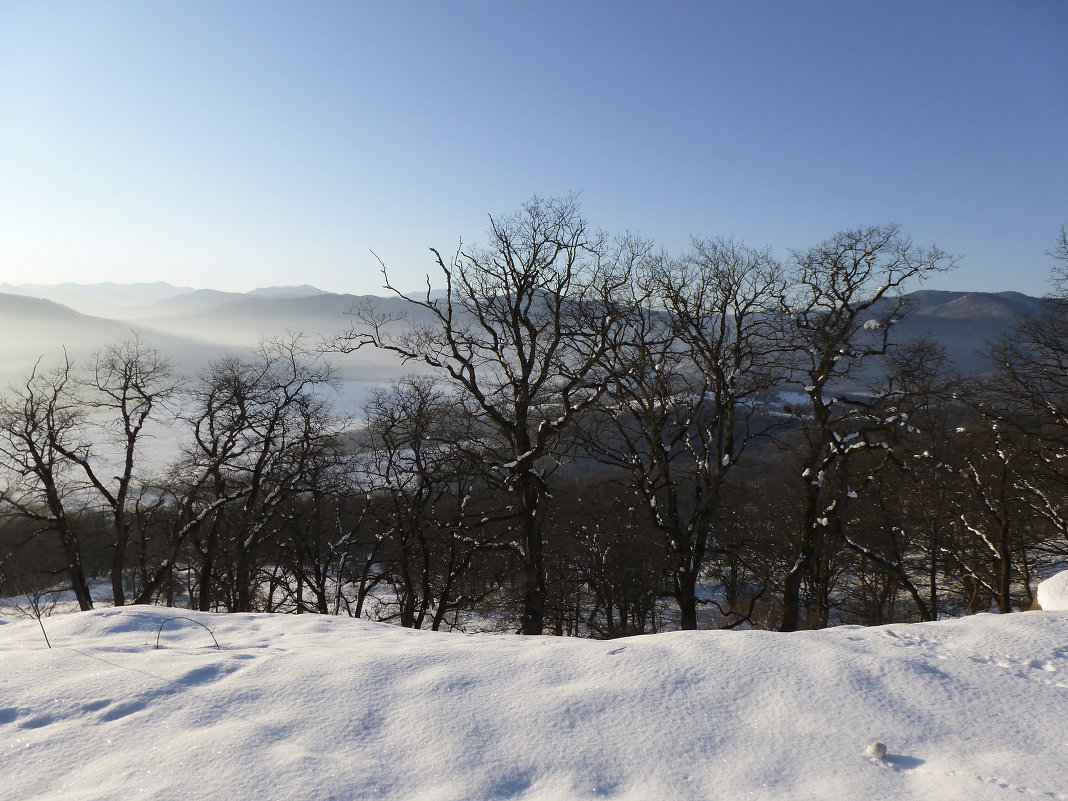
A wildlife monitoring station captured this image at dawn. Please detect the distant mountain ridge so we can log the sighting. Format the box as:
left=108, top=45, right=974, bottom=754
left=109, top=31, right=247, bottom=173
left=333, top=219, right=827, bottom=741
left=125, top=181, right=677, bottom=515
left=0, top=285, right=416, bottom=386
left=905, top=289, right=1048, bottom=320
left=0, top=280, right=194, bottom=301
left=145, top=288, right=246, bottom=315
left=0, top=283, right=1057, bottom=387
left=0, top=281, right=195, bottom=316
left=247, top=285, right=327, bottom=299
left=0, top=281, right=330, bottom=317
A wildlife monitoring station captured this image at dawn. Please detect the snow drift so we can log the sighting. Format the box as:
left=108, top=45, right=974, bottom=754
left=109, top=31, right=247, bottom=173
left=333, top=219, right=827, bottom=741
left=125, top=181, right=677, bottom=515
left=2, top=608, right=1066, bottom=800
left=1036, top=570, right=1068, bottom=611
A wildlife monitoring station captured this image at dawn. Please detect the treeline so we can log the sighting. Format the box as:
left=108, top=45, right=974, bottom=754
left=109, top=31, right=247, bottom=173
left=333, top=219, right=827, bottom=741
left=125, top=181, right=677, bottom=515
left=2, top=199, right=1066, bottom=636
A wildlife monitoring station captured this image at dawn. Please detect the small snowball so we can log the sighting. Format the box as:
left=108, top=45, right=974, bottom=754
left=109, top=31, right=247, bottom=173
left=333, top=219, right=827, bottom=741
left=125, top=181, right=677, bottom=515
left=865, top=742, right=887, bottom=761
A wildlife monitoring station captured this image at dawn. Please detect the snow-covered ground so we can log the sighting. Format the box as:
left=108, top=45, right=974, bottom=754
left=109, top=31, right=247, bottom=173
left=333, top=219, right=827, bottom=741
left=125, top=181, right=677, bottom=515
left=2, top=604, right=1067, bottom=800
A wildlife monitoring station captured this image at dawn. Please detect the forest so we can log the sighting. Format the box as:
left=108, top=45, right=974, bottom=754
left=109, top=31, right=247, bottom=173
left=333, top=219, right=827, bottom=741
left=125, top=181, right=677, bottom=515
left=3, top=198, right=1067, bottom=637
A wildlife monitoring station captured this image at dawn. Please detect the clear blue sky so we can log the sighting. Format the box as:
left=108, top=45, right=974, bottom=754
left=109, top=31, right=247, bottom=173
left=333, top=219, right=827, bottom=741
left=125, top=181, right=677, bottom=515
left=1, top=1, right=1065, bottom=296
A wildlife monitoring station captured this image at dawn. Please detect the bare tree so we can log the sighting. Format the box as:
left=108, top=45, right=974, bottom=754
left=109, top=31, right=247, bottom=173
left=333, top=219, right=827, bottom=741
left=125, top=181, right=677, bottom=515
left=978, top=226, right=1068, bottom=550
left=275, top=460, right=373, bottom=616
left=548, top=478, right=667, bottom=638
left=331, top=195, right=631, bottom=634
left=0, top=356, right=95, bottom=610
left=1049, top=225, right=1068, bottom=293
left=948, top=423, right=1037, bottom=613
left=586, top=238, right=786, bottom=629
left=178, top=336, right=344, bottom=612
left=778, top=225, right=956, bottom=631
left=356, top=376, right=496, bottom=629
left=43, top=338, right=179, bottom=606
left=859, top=338, right=957, bottom=621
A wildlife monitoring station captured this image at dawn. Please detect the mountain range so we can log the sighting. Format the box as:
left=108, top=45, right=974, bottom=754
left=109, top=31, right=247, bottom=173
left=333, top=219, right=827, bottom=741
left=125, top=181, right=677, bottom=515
left=0, top=281, right=1053, bottom=389
left=0, top=282, right=419, bottom=388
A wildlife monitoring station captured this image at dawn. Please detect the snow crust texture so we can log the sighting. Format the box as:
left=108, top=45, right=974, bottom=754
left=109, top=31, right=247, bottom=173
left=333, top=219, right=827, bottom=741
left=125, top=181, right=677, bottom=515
left=2, top=609, right=1067, bottom=800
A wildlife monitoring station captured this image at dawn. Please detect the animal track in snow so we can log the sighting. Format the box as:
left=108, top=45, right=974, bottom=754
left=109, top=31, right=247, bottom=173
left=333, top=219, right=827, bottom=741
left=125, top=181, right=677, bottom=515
left=967, top=771, right=1066, bottom=799
left=966, top=652, right=1068, bottom=690
left=881, top=629, right=1068, bottom=691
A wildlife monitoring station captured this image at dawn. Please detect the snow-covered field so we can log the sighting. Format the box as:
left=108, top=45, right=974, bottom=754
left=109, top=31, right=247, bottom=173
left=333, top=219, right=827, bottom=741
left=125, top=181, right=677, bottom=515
left=3, top=602, right=1068, bottom=800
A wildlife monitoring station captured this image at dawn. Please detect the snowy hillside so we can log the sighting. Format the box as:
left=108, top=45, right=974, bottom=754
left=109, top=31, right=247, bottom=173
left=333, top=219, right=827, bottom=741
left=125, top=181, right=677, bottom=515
left=2, top=608, right=1067, bottom=800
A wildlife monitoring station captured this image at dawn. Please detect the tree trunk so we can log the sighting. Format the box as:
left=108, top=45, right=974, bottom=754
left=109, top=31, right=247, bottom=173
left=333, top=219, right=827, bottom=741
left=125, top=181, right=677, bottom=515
left=44, top=477, right=93, bottom=610
left=110, top=522, right=128, bottom=607
left=997, top=526, right=1013, bottom=613
left=780, top=553, right=806, bottom=633
left=520, top=541, right=546, bottom=635
left=198, top=530, right=217, bottom=612
left=781, top=477, right=822, bottom=632
left=58, top=525, right=94, bottom=611
left=518, top=472, right=545, bottom=635
left=236, top=542, right=253, bottom=613
left=676, top=570, right=698, bottom=630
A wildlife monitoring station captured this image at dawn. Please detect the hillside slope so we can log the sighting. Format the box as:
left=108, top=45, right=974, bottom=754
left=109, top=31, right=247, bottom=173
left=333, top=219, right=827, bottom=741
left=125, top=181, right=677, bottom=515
left=0, top=282, right=194, bottom=316
left=1, top=607, right=1065, bottom=800
left=886, top=290, right=1050, bottom=375
left=0, top=293, right=234, bottom=388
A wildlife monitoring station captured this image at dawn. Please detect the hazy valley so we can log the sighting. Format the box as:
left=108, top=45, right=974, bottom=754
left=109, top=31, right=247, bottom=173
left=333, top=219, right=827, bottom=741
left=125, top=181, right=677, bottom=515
left=0, top=279, right=1050, bottom=393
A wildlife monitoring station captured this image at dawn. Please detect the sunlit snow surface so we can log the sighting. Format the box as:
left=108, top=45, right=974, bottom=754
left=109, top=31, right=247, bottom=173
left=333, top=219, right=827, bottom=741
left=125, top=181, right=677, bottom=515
left=2, top=608, right=1067, bottom=800
left=1037, top=570, right=1068, bottom=611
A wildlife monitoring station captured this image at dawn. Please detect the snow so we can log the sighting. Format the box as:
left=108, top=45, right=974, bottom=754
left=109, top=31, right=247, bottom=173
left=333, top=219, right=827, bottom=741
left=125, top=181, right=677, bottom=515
left=2, top=608, right=1068, bottom=800
left=1036, top=569, right=1068, bottom=610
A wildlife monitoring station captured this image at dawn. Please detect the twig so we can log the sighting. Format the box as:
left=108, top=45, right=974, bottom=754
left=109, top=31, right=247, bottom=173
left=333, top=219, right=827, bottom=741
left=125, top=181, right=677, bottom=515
left=155, top=616, right=221, bottom=650
left=13, top=573, right=53, bottom=649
